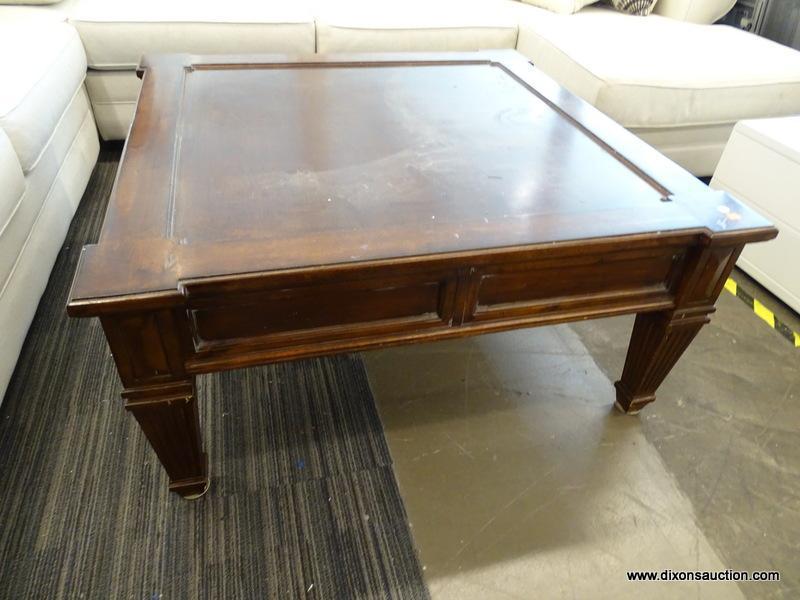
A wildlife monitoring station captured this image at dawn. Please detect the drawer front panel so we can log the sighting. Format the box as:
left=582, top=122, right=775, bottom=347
left=470, top=248, right=683, bottom=320
left=188, top=271, right=458, bottom=350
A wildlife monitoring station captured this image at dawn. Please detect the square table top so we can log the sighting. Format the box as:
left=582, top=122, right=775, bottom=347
left=69, top=51, right=775, bottom=311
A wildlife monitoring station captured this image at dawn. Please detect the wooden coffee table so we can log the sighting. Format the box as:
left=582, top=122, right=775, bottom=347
left=67, top=51, right=776, bottom=499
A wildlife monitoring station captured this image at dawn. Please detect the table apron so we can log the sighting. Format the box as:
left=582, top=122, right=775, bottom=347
left=180, top=243, right=691, bottom=373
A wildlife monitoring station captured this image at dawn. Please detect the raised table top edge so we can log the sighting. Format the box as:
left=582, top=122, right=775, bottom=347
left=68, top=51, right=778, bottom=315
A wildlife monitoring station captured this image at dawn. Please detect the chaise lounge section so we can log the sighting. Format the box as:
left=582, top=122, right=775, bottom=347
left=516, top=5, right=800, bottom=174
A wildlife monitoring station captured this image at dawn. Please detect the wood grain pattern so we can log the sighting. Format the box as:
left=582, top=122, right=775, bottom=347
left=67, top=51, right=777, bottom=497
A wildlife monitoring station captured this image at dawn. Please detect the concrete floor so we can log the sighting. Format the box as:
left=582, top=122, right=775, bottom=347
left=365, top=288, right=799, bottom=599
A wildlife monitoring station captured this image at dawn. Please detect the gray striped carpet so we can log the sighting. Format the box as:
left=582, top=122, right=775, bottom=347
left=0, top=147, right=430, bottom=599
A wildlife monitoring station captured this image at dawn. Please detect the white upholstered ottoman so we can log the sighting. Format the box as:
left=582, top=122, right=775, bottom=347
left=710, top=117, right=800, bottom=313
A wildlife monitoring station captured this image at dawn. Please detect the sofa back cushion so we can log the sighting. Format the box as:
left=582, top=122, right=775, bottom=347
left=654, top=0, right=735, bottom=23
left=0, top=21, right=86, bottom=173
left=518, top=0, right=598, bottom=14
left=316, top=0, right=519, bottom=53
left=70, top=0, right=316, bottom=69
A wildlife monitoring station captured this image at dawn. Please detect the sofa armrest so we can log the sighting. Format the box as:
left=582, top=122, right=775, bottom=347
left=653, top=0, right=736, bottom=23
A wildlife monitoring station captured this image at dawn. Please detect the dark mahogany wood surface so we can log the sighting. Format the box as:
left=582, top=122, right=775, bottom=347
left=66, top=51, right=777, bottom=497
left=69, top=51, right=774, bottom=308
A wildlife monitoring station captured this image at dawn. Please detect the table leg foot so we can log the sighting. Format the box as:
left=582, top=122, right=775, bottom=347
left=614, top=310, right=708, bottom=414
left=614, top=382, right=655, bottom=415
left=169, top=462, right=210, bottom=500
left=123, top=379, right=208, bottom=499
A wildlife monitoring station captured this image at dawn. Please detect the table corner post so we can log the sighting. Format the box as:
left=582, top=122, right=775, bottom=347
left=100, top=305, right=209, bottom=499
left=614, top=241, right=744, bottom=414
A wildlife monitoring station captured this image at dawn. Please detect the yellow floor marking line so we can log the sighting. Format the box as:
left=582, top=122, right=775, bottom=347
left=753, top=299, right=776, bottom=328
left=724, top=277, right=798, bottom=348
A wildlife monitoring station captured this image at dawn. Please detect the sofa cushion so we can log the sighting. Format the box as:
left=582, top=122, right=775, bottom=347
left=0, top=86, right=98, bottom=402
left=0, top=130, right=25, bottom=237
left=517, top=7, right=800, bottom=129
left=316, top=0, right=519, bottom=53
left=517, top=0, right=598, bottom=15
left=654, top=0, right=735, bottom=23
left=0, top=0, right=78, bottom=22
left=0, top=21, right=86, bottom=173
left=0, top=85, right=94, bottom=287
left=70, top=0, right=316, bottom=70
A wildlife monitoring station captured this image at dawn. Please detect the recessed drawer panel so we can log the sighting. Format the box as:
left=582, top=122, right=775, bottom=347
left=187, top=271, right=458, bottom=350
left=471, top=248, right=683, bottom=320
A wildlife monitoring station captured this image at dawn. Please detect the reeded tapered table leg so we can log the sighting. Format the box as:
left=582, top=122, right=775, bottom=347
left=614, top=309, right=710, bottom=414
left=614, top=243, right=745, bottom=414
left=123, top=379, right=209, bottom=499
left=99, top=308, right=209, bottom=499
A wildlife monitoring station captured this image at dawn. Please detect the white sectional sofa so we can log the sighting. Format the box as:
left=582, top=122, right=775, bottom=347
left=57, top=0, right=800, bottom=175
left=0, top=18, right=98, bottom=401
left=1, top=0, right=800, bottom=403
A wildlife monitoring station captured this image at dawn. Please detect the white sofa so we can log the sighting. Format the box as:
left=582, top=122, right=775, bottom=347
left=0, top=18, right=99, bottom=400
left=1, top=0, right=800, bottom=403
left=61, top=0, right=800, bottom=177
